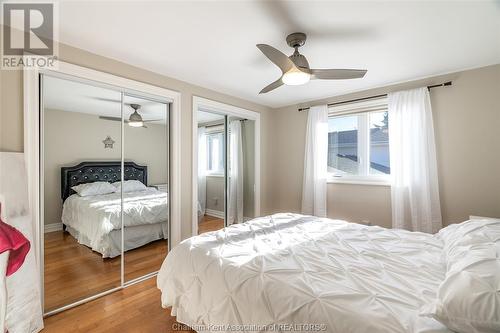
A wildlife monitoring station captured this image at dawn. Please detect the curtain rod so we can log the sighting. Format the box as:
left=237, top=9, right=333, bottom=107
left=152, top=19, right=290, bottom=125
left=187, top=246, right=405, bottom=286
left=297, top=81, right=452, bottom=112
left=200, top=118, right=247, bottom=128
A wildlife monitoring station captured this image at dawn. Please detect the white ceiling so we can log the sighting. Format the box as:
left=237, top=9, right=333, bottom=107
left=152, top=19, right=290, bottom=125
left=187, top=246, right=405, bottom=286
left=43, top=75, right=168, bottom=123
left=50, top=1, right=500, bottom=108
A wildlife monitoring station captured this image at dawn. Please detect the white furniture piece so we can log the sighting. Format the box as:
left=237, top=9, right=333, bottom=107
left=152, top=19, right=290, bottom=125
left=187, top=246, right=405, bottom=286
left=0, top=252, right=7, bottom=333
left=0, top=152, right=43, bottom=333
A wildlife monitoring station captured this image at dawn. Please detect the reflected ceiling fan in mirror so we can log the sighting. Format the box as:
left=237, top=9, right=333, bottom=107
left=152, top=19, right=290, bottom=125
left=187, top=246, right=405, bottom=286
left=99, top=104, right=161, bottom=128
left=257, top=32, right=367, bottom=93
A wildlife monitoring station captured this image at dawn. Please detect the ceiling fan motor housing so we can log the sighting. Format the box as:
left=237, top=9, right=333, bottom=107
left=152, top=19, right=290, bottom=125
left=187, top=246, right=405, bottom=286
left=289, top=52, right=310, bottom=71
left=129, top=111, right=143, bottom=122
left=286, top=32, right=310, bottom=71
left=286, top=32, right=307, bottom=48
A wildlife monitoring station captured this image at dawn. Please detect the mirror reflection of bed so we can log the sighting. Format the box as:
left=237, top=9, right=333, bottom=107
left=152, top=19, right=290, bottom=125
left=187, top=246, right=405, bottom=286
left=42, top=75, right=169, bottom=313
left=60, top=162, right=168, bottom=269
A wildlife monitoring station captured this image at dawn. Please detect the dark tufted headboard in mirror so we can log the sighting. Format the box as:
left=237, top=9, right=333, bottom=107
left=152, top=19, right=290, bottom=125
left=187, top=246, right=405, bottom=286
left=61, top=161, right=147, bottom=201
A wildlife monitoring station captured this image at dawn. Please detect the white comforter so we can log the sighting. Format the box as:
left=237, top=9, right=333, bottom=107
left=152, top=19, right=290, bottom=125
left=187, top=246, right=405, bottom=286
left=62, top=188, right=168, bottom=251
left=158, top=213, right=451, bottom=333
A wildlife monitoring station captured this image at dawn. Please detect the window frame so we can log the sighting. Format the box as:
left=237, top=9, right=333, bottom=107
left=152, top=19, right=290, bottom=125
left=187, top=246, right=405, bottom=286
left=327, top=97, right=391, bottom=186
left=205, top=129, right=225, bottom=176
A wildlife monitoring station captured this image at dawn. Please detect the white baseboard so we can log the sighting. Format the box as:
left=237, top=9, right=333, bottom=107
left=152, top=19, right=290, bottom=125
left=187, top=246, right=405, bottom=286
left=204, top=210, right=254, bottom=223
left=205, top=209, right=224, bottom=219
left=45, top=222, right=63, bottom=233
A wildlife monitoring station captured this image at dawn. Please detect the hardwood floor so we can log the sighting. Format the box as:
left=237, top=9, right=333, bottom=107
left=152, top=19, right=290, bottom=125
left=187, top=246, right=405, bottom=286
left=43, top=278, right=194, bottom=333
left=198, top=215, right=224, bottom=234
left=44, top=231, right=168, bottom=312
left=43, top=216, right=223, bottom=330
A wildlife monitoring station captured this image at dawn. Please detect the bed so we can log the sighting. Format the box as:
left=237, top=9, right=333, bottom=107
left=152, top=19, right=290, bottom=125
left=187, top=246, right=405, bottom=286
left=157, top=213, right=500, bottom=333
left=60, top=161, right=168, bottom=258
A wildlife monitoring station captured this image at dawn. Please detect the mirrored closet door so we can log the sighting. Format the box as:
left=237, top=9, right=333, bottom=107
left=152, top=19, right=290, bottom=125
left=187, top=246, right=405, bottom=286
left=41, top=74, right=171, bottom=315
left=196, top=108, right=256, bottom=235
left=227, top=117, right=256, bottom=224
left=197, top=110, right=227, bottom=234
left=122, top=94, right=169, bottom=282
left=42, top=75, right=123, bottom=313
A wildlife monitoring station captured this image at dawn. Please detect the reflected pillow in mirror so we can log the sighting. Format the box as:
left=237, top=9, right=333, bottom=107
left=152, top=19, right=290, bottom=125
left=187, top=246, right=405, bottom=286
left=71, top=181, right=116, bottom=197
left=112, top=180, right=147, bottom=193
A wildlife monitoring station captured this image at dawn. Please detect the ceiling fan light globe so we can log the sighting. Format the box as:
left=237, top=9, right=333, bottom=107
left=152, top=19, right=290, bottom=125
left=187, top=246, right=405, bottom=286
left=128, top=121, right=143, bottom=127
left=282, top=69, right=310, bottom=86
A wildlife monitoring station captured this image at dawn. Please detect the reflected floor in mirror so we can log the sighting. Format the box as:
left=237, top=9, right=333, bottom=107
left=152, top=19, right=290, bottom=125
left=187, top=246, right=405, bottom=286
left=43, top=278, right=194, bottom=333
left=44, top=231, right=168, bottom=312
left=198, top=215, right=224, bottom=235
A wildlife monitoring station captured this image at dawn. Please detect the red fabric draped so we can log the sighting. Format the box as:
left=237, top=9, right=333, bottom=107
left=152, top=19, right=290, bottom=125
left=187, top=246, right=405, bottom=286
left=0, top=219, right=30, bottom=276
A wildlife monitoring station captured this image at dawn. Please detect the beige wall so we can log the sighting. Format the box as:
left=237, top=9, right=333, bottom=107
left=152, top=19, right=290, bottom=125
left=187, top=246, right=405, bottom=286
left=205, top=176, right=224, bottom=213
left=0, top=41, right=273, bottom=240
left=269, top=64, right=500, bottom=227
left=43, top=109, right=168, bottom=226
left=0, top=69, right=23, bottom=152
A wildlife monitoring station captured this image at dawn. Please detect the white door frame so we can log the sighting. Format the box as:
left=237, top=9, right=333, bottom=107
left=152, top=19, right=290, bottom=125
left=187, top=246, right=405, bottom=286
left=192, top=96, right=261, bottom=236
left=24, top=60, right=182, bottom=314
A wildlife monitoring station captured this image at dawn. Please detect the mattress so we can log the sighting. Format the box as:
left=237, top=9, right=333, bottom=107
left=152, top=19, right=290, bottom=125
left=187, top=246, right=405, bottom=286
left=157, top=213, right=451, bottom=333
left=66, top=222, right=168, bottom=258
left=62, top=188, right=168, bottom=257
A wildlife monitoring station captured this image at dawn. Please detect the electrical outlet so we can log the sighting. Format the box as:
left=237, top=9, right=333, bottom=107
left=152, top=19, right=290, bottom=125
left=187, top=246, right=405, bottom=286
left=214, top=198, right=218, bottom=205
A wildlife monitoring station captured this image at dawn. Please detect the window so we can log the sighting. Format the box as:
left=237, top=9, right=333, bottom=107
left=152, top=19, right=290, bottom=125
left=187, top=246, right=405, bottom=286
left=369, top=111, right=390, bottom=175
left=206, top=131, right=224, bottom=175
left=327, top=99, right=390, bottom=184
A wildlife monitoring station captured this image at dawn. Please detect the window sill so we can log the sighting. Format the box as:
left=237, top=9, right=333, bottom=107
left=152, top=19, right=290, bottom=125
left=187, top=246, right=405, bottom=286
left=206, top=174, right=224, bottom=178
left=327, top=178, right=391, bottom=186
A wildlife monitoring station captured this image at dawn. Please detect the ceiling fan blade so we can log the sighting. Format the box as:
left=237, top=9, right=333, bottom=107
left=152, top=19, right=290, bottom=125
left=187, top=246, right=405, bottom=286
left=259, top=77, right=284, bottom=94
left=311, top=69, right=367, bottom=80
left=256, top=44, right=295, bottom=73
left=99, top=116, right=122, bottom=122
left=142, top=119, right=163, bottom=123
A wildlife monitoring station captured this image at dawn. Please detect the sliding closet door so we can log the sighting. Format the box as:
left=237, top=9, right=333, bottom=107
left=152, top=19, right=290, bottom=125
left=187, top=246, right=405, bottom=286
left=197, top=110, right=226, bottom=234
left=42, top=75, right=123, bottom=313
left=227, top=118, right=255, bottom=225
left=122, top=94, right=169, bottom=282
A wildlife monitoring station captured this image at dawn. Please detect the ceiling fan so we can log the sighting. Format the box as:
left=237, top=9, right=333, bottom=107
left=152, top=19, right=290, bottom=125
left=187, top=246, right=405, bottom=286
left=257, top=32, right=367, bottom=93
left=99, top=104, right=161, bottom=128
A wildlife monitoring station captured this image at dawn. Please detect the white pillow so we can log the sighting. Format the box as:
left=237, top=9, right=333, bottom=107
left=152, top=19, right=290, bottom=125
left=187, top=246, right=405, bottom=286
left=71, top=181, right=115, bottom=197
left=422, top=219, right=500, bottom=333
left=112, top=180, right=147, bottom=193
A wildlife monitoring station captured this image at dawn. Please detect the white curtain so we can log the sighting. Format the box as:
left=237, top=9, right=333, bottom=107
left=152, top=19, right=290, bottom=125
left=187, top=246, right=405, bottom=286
left=227, top=120, right=243, bottom=225
left=197, top=127, right=207, bottom=220
left=388, top=87, right=442, bottom=233
left=301, top=105, right=328, bottom=217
